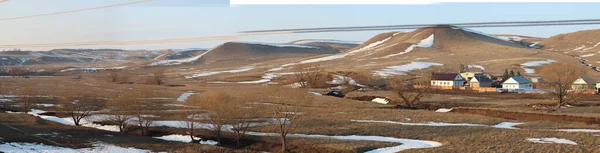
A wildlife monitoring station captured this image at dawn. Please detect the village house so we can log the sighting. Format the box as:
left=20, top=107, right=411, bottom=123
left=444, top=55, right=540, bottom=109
left=571, top=76, right=596, bottom=91
left=469, top=75, right=493, bottom=88
left=502, top=76, right=533, bottom=90
left=431, top=73, right=465, bottom=87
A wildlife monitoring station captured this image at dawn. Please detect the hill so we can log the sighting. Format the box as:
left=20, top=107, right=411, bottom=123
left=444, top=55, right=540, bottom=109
left=259, top=25, right=584, bottom=78
left=150, top=41, right=349, bottom=66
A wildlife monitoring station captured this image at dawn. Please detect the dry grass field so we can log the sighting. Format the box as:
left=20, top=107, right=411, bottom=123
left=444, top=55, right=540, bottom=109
left=2, top=74, right=600, bottom=153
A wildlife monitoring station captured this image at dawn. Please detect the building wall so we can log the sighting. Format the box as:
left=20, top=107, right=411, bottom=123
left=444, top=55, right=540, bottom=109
left=572, top=84, right=594, bottom=90
left=431, top=80, right=463, bottom=87
left=503, top=83, right=532, bottom=89
left=471, top=81, right=492, bottom=88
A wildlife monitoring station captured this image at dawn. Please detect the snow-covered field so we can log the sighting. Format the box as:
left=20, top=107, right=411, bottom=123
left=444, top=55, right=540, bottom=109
left=373, top=62, right=443, bottom=76
left=0, top=142, right=154, bottom=153
left=25, top=109, right=443, bottom=152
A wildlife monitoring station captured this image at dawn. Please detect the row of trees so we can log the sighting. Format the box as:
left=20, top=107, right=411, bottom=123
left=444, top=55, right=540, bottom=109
left=501, top=69, right=522, bottom=81
left=183, top=87, right=311, bottom=151
left=106, top=70, right=165, bottom=85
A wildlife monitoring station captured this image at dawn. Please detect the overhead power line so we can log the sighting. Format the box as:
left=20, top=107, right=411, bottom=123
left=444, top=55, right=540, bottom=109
left=0, top=0, right=153, bottom=21
left=3, top=19, right=600, bottom=48
left=240, top=19, right=600, bottom=33
left=0, top=32, right=290, bottom=49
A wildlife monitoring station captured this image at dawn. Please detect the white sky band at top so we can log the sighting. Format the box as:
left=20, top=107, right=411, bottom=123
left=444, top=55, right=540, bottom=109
left=0, top=0, right=153, bottom=21
left=230, top=0, right=600, bottom=4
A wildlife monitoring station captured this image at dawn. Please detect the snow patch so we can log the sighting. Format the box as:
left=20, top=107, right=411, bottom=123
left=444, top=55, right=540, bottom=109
left=572, top=45, right=587, bottom=51
left=237, top=41, right=320, bottom=49
left=371, top=98, right=389, bottom=104
left=310, top=92, right=322, bottom=96
left=176, top=92, right=196, bottom=102
left=150, top=48, right=213, bottom=66
left=557, top=129, right=600, bottom=133
left=520, top=59, right=555, bottom=74
left=60, top=66, right=126, bottom=72
left=293, top=39, right=361, bottom=45
left=210, top=72, right=295, bottom=84
left=346, top=36, right=394, bottom=55
left=153, top=134, right=218, bottom=145
left=435, top=108, right=453, bottom=113
left=185, top=67, right=253, bottom=78
left=580, top=54, right=595, bottom=58
left=491, top=122, right=523, bottom=129
left=457, top=27, right=514, bottom=44
left=352, top=120, right=485, bottom=127
left=373, top=62, right=443, bottom=77
left=36, top=104, right=55, bottom=107
left=526, top=138, right=578, bottom=145
left=299, top=55, right=345, bottom=64
left=468, top=65, right=485, bottom=71
left=384, top=34, right=434, bottom=58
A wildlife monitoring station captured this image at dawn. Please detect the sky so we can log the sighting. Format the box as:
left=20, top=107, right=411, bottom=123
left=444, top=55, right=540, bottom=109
left=1, top=0, right=599, bottom=50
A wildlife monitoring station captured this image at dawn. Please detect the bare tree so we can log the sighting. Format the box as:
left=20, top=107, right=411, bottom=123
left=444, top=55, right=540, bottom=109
left=59, top=91, right=97, bottom=126
left=108, top=71, right=120, bottom=83
left=105, top=91, right=134, bottom=133
left=388, top=76, right=431, bottom=108
left=348, top=71, right=384, bottom=88
left=146, top=69, right=165, bottom=85
left=229, top=94, right=259, bottom=148
left=9, top=66, right=27, bottom=78
left=539, top=63, right=587, bottom=108
left=181, top=94, right=204, bottom=143
left=16, top=87, right=39, bottom=111
left=264, top=87, right=312, bottom=152
left=132, top=86, right=155, bottom=136
left=293, top=64, right=325, bottom=88
left=197, top=91, right=232, bottom=146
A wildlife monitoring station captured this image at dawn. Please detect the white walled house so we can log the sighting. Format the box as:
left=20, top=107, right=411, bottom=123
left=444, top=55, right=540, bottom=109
left=571, top=76, right=595, bottom=91
left=502, top=76, right=533, bottom=90
left=431, top=73, right=465, bottom=87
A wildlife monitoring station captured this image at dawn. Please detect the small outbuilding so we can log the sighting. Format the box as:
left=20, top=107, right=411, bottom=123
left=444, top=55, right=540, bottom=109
left=469, top=75, right=493, bottom=88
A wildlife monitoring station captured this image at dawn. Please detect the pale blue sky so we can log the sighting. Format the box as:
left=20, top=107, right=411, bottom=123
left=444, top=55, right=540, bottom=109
left=1, top=0, right=599, bottom=50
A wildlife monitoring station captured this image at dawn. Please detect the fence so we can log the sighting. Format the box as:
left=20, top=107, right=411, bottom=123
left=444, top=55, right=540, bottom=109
left=417, top=85, right=599, bottom=94
left=415, top=85, right=497, bottom=92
